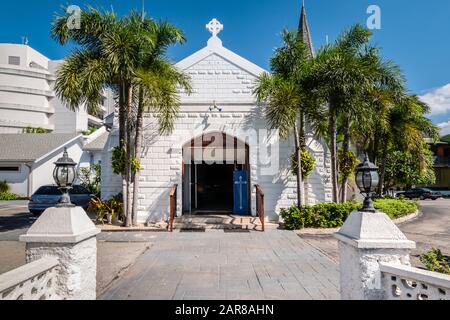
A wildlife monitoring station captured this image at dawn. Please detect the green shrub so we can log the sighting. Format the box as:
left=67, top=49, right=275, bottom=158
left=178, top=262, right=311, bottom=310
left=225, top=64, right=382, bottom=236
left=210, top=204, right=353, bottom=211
left=281, top=199, right=418, bottom=230
left=79, top=164, right=102, bottom=197
left=89, top=193, right=124, bottom=224
left=112, top=146, right=141, bottom=176
left=280, top=202, right=360, bottom=230
left=373, top=199, right=417, bottom=219
left=0, top=181, right=10, bottom=193
left=338, top=149, right=359, bottom=181
left=420, top=249, right=450, bottom=275
left=0, top=192, right=20, bottom=201
left=291, top=149, right=316, bottom=179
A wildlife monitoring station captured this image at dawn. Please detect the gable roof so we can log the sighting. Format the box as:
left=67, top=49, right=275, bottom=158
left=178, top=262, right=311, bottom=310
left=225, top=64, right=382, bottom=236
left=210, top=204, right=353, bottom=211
left=176, top=35, right=268, bottom=77
left=175, top=30, right=269, bottom=105
left=0, top=133, right=81, bottom=163
left=84, top=132, right=109, bottom=151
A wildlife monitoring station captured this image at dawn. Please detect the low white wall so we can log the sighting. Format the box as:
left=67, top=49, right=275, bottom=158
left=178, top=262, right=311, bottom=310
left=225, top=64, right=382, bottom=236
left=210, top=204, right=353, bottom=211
left=380, top=262, right=450, bottom=300
left=0, top=257, right=59, bottom=300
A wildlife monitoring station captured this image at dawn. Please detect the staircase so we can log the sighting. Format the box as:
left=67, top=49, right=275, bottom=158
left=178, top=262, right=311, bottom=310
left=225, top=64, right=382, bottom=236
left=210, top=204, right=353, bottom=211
left=172, top=214, right=279, bottom=232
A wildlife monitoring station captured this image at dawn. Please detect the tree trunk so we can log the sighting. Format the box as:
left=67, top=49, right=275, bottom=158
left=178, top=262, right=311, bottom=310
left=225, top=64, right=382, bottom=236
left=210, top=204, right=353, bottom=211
left=132, top=87, right=144, bottom=226
left=299, top=111, right=308, bottom=205
left=329, top=103, right=339, bottom=203
left=340, top=117, right=351, bottom=203
left=293, top=124, right=304, bottom=208
left=299, top=112, right=306, bottom=150
left=125, top=85, right=133, bottom=227
left=121, top=82, right=128, bottom=226
left=372, top=128, right=380, bottom=165
left=118, top=83, right=125, bottom=149
left=378, top=138, right=388, bottom=197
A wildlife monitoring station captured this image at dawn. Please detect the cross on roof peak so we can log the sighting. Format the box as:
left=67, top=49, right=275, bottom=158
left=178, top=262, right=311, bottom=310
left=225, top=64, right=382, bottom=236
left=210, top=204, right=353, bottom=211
left=206, top=18, right=223, bottom=37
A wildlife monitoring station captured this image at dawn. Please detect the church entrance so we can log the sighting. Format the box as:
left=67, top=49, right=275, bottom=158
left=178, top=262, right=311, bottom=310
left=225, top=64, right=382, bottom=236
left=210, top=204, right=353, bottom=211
left=182, top=132, right=250, bottom=215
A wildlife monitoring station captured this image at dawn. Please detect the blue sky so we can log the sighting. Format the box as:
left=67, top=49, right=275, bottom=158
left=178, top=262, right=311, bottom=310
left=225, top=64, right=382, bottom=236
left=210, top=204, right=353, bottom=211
left=1, top=0, right=450, bottom=133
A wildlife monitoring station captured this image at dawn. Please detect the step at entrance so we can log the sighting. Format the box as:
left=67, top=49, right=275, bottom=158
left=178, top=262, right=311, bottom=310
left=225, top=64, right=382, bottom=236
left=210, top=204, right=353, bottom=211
left=173, top=214, right=279, bottom=231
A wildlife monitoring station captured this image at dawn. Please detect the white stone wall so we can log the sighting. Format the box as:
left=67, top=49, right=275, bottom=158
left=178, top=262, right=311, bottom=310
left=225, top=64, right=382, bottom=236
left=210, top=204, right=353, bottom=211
left=26, top=237, right=97, bottom=300
left=380, top=262, right=450, bottom=300
left=338, top=241, right=412, bottom=300
left=0, top=257, right=60, bottom=300
left=179, top=53, right=256, bottom=103
left=100, top=37, right=332, bottom=223
left=102, top=110, right=332, bottom=223
left=100, top=41, right=332, bottom=223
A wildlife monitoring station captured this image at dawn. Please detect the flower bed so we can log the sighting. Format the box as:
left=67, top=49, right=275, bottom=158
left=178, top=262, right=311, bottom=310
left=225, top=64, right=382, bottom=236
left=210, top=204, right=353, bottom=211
left=280, top=199, right=418, bottom=230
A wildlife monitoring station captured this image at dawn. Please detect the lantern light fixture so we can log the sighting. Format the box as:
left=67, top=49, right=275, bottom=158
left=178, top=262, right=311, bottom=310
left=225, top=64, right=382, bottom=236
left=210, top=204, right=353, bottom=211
left=355, top=154, right=380, bottom=213
left=53, top=147, right=77, bottom=207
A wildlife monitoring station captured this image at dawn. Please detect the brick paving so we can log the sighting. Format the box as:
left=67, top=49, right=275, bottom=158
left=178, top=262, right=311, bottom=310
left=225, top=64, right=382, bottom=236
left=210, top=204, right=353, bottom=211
left=100, top=230, right=340, bottom=300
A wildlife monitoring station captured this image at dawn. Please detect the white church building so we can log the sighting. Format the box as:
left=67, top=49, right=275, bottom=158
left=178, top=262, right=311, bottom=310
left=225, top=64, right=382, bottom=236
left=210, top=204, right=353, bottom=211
left=102, top=13, right=333, bottom=223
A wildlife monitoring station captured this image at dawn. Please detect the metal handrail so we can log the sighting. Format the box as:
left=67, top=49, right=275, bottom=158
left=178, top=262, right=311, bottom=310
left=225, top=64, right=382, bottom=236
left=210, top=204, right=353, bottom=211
left=169, top=184, right=178, bottom=232
left=255, top=184, right=265, bottom=232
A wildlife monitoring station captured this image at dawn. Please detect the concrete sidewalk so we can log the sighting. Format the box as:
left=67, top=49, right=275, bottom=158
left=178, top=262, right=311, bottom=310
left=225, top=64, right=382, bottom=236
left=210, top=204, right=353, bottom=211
left=101, top=230, right=340, bottom=300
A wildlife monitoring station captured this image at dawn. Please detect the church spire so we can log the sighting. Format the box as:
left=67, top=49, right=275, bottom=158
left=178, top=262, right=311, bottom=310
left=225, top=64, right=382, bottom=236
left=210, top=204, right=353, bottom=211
left=141, top=0, right=146, bottom=21
left=298, top=0, right=315, bottom=57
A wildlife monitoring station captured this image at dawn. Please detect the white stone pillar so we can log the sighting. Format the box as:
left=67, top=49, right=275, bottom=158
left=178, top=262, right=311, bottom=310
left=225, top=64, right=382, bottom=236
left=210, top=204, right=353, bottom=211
left=20, top=206, right=100, bottom=300
left=334, top=210, right=416, bottom=300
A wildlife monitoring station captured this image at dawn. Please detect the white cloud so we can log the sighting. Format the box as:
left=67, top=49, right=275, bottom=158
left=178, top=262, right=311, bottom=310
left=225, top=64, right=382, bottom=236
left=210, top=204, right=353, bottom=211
left=419, top=83, right=450, bottom=115
left=438, top=121, right=450, bottom=136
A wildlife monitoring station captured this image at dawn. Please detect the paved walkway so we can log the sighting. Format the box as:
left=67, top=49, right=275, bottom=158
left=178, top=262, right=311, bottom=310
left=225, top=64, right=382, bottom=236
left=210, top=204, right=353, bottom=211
left=100, top=230, right=340, bottom=300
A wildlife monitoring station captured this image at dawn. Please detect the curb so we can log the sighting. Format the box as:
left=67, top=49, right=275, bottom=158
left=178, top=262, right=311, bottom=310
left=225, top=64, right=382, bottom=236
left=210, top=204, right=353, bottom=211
left=295, top=210, right=421, bottom=236
left=97, top=225, right=169, bottom=233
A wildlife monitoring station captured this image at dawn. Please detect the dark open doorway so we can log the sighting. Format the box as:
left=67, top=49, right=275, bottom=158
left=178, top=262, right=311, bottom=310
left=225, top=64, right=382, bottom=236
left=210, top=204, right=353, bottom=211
left=182, top=132, right=251, bottom=215
left=195, top=163, right=234, bottom=212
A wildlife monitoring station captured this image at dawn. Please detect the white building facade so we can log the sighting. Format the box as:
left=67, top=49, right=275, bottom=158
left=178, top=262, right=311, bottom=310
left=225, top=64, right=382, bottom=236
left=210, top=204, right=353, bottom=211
left=0, top=44, right=114, bottom=134
left=102, top=20, right=333, bottom=223
left=0, top=44, right=113, bottom=197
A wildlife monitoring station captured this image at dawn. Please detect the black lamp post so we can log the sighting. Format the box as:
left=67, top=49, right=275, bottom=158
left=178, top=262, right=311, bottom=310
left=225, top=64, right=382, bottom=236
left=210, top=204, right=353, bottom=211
left=355, top=155, right=380, bottom=213
left=53, top=148, right=77, bottom=207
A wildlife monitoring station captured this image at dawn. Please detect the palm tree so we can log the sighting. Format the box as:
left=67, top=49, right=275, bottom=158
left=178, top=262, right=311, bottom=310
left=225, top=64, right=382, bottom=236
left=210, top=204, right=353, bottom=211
left=307, top=24, right=399, bottom=203
left=118, top=13, right=191, bottom=226
left=352, top=88, right=439, bottom=196
left=377, top=95, right=439, bottom=194
left=132, top=60, right=191, bottom=225
left=341, top=48, right=405, bottom=202
left=52, top=7, right=133, bottom=223
left=254, top=30, right=316, bottom=208
left=52, top=7, right=190, bottom=226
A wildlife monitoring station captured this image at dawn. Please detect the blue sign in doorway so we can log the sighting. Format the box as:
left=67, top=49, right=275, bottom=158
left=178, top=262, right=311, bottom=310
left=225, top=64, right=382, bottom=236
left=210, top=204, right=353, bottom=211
left=233, top=171, right=249, bottom=215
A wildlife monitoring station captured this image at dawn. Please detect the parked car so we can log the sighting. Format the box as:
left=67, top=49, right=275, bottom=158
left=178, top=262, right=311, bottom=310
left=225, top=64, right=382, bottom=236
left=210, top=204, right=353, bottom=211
left=28, top=185, right=95, bottom=215
left=402, top=188, right=443, bottom=200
